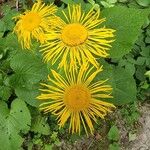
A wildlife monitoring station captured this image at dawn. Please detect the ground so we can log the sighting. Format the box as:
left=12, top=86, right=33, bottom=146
left=128, top=103, right=150, bottom=150
left=57, top=102, right=150, bottom=150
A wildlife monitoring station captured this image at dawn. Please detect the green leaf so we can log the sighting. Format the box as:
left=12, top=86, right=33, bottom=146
left=87, top=0, right=95, bottom=5
left=109, top=142, right=120, bottom=150
left=9, top=51, right=46, bottom=107
left=31, top=116, right=50, bottom=135
left=0, top=34, right=22, bottom=58
left=101, top=6, right=149, bottom=58
left=135, top=57, right=146, bottom=65
left=140, top=46, right=150, bottom=57
left=8, top=99, right=31, bottom=132
left=44, top=144, right=53, bottom=150
left=101, top=1, right=114, bottom=8
left=98, top=61, right=137, bottom=105
left=135, top=66, right=146, bottom=81
left=0, top=85, right=12, bottom=101
left=14, top=84, right=41, bottom=107
left=10, top=51, right=48, bottom=86
left=111, top=67, right=137, bottom=105
left=107, top=0, right=117, bottom=4
left=125, top=63, right=135, bottom=75
left=129, top=132, right=137, bottom=142
left=4, top=34, right=21, bottom=52
left=127, top=0, right=143, bottom=8
left=145, top=36, right=150, bottom=44
left=145, top=70, right=150, bottom=79
left=0, top=20, right=6, bottom=32
left=0, top=99, right=31, bottom=150
left=0, top=5, right=19, bottom=32
left=108, top=125, right=119, bottom=141
left=0, top=74, right=3, bottom=85
left=61, top=0, right=75, bottom=4
left=136, top=0, right=150, bottom=7
left=118, top=0, right=128, bottom=2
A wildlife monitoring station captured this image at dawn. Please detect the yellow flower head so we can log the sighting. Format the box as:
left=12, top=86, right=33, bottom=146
left=13, top=0, right=57, bottom=49
left=40, top=5, right=115, bottom=70
left=37, top=64, right=115, bottom=135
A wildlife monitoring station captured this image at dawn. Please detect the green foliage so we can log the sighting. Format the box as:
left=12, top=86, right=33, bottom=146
left=100, top=0, right=117, bottom=8
left=108, top=125, right=120, bottom=150
left=14, top=84, right=41, bottom=107
left=9, top=51, right=48, bottom=106
left=61, top=0, right=75, bottom=4
left=120, top=102, right=140, bottom=127
left=0, top=0, right=150, bottom=149
left=145, top=70, right=150, bottom=79
left=128, top=132, right=137, bottom=142
left=31, top=115, right=51, bottom=135
left=98, top=63, right=137, bottom=105
left=0, top=85, right=12, bottom=101
left=108, top=125, right=119, bottom=141
left=0, top=5, right=19, bottom=32
left=102, top=6, right=149, bottom=58
left=10, top=52, right=48, bottom=86
left=0, top=99, right=31, bottom=150
left=109, top=142, right=120, bottom=150
left=111, top=67, right=136, bottom=105
left=50, top=131, right=61, bottom=145
left=136, top=0, right=150, bottom=7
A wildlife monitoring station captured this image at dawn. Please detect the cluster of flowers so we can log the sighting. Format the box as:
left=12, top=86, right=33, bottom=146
left=14, top=0, right=116, bottom=135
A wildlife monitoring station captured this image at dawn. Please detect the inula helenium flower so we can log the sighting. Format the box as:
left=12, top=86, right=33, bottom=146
left=37, top=64, right=115, bottom=135
left=14, top=0, right=57, bottom=49
left=40, top=5, right=115, bottom=70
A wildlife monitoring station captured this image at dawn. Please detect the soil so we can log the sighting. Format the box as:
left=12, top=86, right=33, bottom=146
left=58, top=102, right=150, bottom=150
left=127, top=102, right=150, bottom=150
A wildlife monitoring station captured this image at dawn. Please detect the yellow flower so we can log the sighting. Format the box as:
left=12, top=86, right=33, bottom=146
left=40, top=5, right=115, bottom=70
left=37, top=64, right=115, bottom=135
left=13, top=0, right=57, bottom=49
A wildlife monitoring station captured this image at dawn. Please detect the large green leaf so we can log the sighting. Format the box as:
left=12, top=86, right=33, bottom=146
left=110, top=67, right=136, bottom=105
left=101, top=6, right=149, bottom=58
left=0, top=99, right=31, bottom=150
left=97, top=61, right=137, bottom=105
left=10, top=52, right=48, bottom=86
left=15, top=84, right=41, bottom=107
left=10, top=52, right=48, bottom=106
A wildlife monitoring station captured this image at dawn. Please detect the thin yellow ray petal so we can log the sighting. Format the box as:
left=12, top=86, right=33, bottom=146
left=58, top=108, right=70, bottom=127
left=51, top=70, right=69, bottom=87
left=82, top=110, right=94, bottom=134
left=92, top=94, right=113, bottom=98
left=85, top=67, right=103, bottom=85
left=90, top=85, right=112, bottom=94
left=91, top=98, right=116, bottom=108
left=88, top=79, right=109, bottom=89
left=40, top=83, right=64, bottom=93
left=80, top=112, right=88, bottom=135
left=89, top=106, right=105, bottom=119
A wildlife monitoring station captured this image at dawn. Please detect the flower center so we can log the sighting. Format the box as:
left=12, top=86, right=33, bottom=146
left=22, top=12, right=41, bottom=31
left=64, top=84, right=91, bottom=111
left=61, top=23, right=88, bottom=46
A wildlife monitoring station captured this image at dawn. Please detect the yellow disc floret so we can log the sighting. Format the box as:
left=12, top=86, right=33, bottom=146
left=21, top=12, right=41, bottom=31
left=64, top=84, right=91, bottom=111
left=61, top=23, right=88, bottom=46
